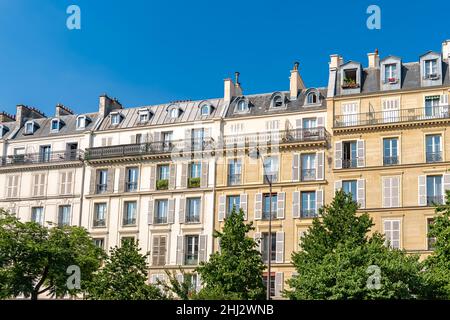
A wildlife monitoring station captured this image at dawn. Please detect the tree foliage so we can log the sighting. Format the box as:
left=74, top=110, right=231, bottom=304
left=195, top=208, right=266, bottom=300
left=157, top=268, right=197, bottom=300
left=86, top=240, right=161, bottom=300
left=0, top=210, right=103, bottom=300
left=285, top=190, right=427, bottom=299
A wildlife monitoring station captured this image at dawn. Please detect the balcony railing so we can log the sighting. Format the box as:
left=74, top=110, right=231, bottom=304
left=335, top=105, right=450, bottom=128
left=93, top=219, right=106, bottom=227
left=96, top=184, right=107, bottom=194
left=383, top=156, right=399, bottom=166
left=154, top=216, right=167, bottom=224
left=122, top=217, right=136, bottom=226
left=427, top=195, right=444, bottom=206
left=228, top=174, right=241, bottom=186
left=185, top=214, right=200, bottom=223
left=262, top=212, right=277, bottom=220
left=125, top=182, right=138, bottom=192
left=0, top=150, right=83, bottom=167
left=342, top=158, right=358, bottom=169
left=184, top=256, right=199, bottom=266
left=301, top=209, right=317, bottom=218
left=426, top=152, right=442, bottom=163
left=301, top=169, right=316, bottom=181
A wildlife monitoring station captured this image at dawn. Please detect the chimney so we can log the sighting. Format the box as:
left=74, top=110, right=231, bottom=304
left=224, top=78, right=236, bottom=105
left=234, top=72, right=243, bottom=96
left=16, top=105, right=45, bottom=126
left=0, top=112, right=15, bottom=122
left=55, top=103, right=74, bottom=117
left=289, top=61, right=305, bottom=100
left=368, top=49, right=380, bottom=68
left=99, top=94, right=123, bottom=117
left=442, top=40, right=450, bottom=61
left=329, top=54, right=343, bottom=70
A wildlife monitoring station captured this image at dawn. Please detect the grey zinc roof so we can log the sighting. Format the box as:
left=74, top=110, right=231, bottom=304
left=13, top=112, right=100, bottom=140
left=96, top=98, right=225, bottom=131
left=335, top=60, right=450, bottom=96
left=0, top=121, right=18, bottom=140
left=224, top=88, right=327, bottom=119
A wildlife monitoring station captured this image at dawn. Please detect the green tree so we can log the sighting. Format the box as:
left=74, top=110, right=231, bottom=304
left=196, top=207, right=266, bottom=300
left=422, top=190, right=450, bottom=299
left=285, top=190, right=426, bottom=300
left=157, top=268, right=198, bottom=300
left=86, top=240, right=161, bottom=300
left=0, top=210, right=103, bottom=300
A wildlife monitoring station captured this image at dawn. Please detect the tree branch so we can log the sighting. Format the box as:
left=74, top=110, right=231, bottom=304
left=34, top=265, right=49, bottom=293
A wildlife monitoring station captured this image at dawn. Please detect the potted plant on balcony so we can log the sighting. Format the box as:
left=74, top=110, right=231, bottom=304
left=156, top=179, right=169, bottom=190
left=388, top=77, right=398, bottom=84
left=188, top=177, right=200, bottom=188
left=342, top=77, right=359, bottom=89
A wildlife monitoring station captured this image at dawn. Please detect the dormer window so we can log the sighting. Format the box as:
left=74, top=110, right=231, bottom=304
left=307, top=92, right=318, bottom=104
left=342, top=69, right=359, bottom=88
left=0, top=125, right=8, bottom=138
left=138, top=109, right=150, bottom=123
left=110, top=112, right=122, bottom=125
left=200, top=104, right=211, bottom=116
left=384, top=64, right=398, bottom=83
left=76, top=115, right=87, bottom=129
left=51, top=119, right=61, bottom=132
left=273, top=96, right=283, bottom=107
left=24, top=121, right=35, bottom=135
left=424, top=59, right=438, bottom=79
left=169, top=108, right=180, bottom=118
left=235, top=99, right=249, bottom=113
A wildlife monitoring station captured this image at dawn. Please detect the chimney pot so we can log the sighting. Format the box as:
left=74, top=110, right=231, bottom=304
left=293, top=61, right=299, bottom=71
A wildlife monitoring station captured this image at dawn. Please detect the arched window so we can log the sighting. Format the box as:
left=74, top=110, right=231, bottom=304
left=200, top=104, right=210, bottom=116
left=236, top=100, right=248, bottom=113
left=273, top=95, right=283, bottom=107
left=307, top=92, right=318, bottom=104
left=169, top=108, right=179, bottom=118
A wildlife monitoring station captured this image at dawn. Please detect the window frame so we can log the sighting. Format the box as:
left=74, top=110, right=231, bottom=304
left=123, top=201, right=137, bottom=226
left=93, top=202, right=107, bottom=227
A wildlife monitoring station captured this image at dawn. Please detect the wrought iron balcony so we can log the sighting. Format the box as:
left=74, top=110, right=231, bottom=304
left=122, top=217, right=136, bottom=226
left=301, top=169, right=316, bottom=181
left=427, top=195, right=444, bottom=206
left=228, top=174, right=242, bottom=186
left=383, top=156, right=399, bottom=166
left=185, top=214, right=200, bottom=223
left=334, top=105, right=450, bottom=128
left=0, top=150, right=83, bottom=167
left=301, top=209, right=317, bottom=218
left=342, top=158, right=358, bottom=169
left=154, top=216, right=167, bottom=224
left=426, top=152, right=442, bottom=163
left=96, top=184, right=107, bottom=194
left=93, top=219, right=106, bottom=227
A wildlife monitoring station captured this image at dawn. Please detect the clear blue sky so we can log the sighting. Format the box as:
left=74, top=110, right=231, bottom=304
left=0, top=0, right=449, bottom=116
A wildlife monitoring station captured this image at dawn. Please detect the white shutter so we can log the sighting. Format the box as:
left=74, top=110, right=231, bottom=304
left=240, top=194, right=248, bottom=220
left=39, top=173, right=45, bottom=196
left=357, top=179, right=365, bottom=209
left=176, top=236, right=184, bottom=265
left=196, top=274, right=202, bottom=293
left=295, top=119, right=302, bottom=129
left=65, top=171, right=73, bottom=195
left=382, top=177, right=390, bottom=208
left=317, top=116, right=325, bottom=127
left=168, top=199, right=175, bottom=224
left=357, top=140, right=365, bottom=167
left=292, top=191, right=300, bottom=219
left=292, top=154, right=300, bottom=182
left=218, top=195, right=226, bottom=222
left=179, top=197, right=185, bottom=224
left=316, top=190, right=324, bottom=214
left=254, top=232, right=261, bottom=252
left=443, top=174, right=450, bottom=192
left=277, top=192, right=285, bottom=219
left=274, top=272, right=284, bottom=297
left=180, top=163, right=187, bottom=188
left=440, top=94, right=448, bottom=106
left=148, top=200, right=154, bottom=225
left=384, top=219, right=401, bottom=249
left=149, top=166, right=156, bottom=191
left=334, top=180, right=342, bottom=195
left=391, top=176, right=400, bottom=207
left=12, top=175, right=18, bottom=198
left=418, top=175, right=427, bottom=206
left=334, top=141, right=342, bottom=169
left=199, top=235, right=207, bottom=263
left=201, top=162, right=209, bottom=188
left=254, top=193, right=262, bottom=220
left=33, top=174, right=40, bottom=196
left=316, top=151, right=324, bottom=180
left=275, top=232, right=284, bottom=263
left=169, top=164, right=176, bottom=189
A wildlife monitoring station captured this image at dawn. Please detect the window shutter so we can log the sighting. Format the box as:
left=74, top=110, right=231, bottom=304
left=180, top=163, right=187, bottom=188
left=218, top=195, right=226, bottom=222
left=382, top=177, right=390, bottom=208
left=254, top=193, right=262, bottom=220
left=334, top=141, right=342, bottom=169
left=277, top=192, right=285, bottom=219
left=201, top=162, right=209, bottom=188
left=392, top=177, right=400, bottom=207
left=101, top=138, right=107, bottom=146
left=357, top=179, right=365, bottom=208
left=176, top=236, right=184, bottom=265
left=184, top=129, right=192, bottom=150
left=89, top=170, right=96, bottom=194
left=176, top=273, right=184, bottom=284
left=240, top=194, right=248, bottom=220
left=12, top=175, right=18, bottom=198
left=130, top=134, right=136, bottom=144
left=292, top=154, right=300, bottom=182
left=168, top=199, right=175, bottom=224
left=316, top=189, right=324, bottom=214
left=6, top=176, right=12, bottom=198
left=317, top=116, right=325, bottom=127
left=65, top=171, right=73, bottom=195
left=440, top=94, right=448, bottom=106
left=418, top=175, right=427, bottom=206
left=169, top=164, right=176, bottom=189
left=199, top=235, right=207, bottom=263
left=444, top=174, right=450, bottom=192
left=334, top=180, right=342, bottom=195
left=153, top=131, right=161, bottom=143
left=152, top=236, right=160, bottom=265
left=275, top=231, right=284, bottom=263
left=295, top=119, right=302, bottom=129
left=292, top=191, right=300, bottom=218
left=179, top=197, right=185, bottom=224
left=118, top=167, right=126, bottom=193
left=33, top=174, right=40, bottom=196
left=107, top=168, right=115, bottom=193
left=254, top=232, right=261, bottom=252
left=316, top=151, right=324, bottom=180
left=196, top=274, right=202, bottom=293
left=275, top=272, right=284, bottom=297
left=37, top=174, right=44, bottom=196
left=357, top=140, right=365, bottom=167
left=149, top=165, right=156, bottom=191
left=148, top=200, right=154, bottom=225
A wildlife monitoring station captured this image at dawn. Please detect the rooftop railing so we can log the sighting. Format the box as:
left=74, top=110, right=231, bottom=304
left=0, top=150, right=83, bottom=167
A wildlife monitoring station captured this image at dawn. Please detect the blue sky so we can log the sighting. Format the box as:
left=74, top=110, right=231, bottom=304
left=0, top=0, right=449, bottom=116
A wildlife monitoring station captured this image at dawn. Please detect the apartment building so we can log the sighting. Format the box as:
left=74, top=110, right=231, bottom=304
left=83, top=95, right=225, bottom=288
left=327, top=40, right=450, bottom=256
left=0, top=104, right=98, bottom=228
left=215, top=65, right=330, bottom=297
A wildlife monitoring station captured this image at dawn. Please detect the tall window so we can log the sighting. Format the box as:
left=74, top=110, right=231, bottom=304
left=191, top=128, right=204, bottom=150
left=425, top=96, right=440, bottom=116
left=40, top=146, right=51, bottom=162
left=263, top=275, right=275, bottom=297
left=427, top=219, right=436, bottom=251
left=301, top=191, right=316, bottom=218
left=342, top=180, right=357, bottom=202
left=93, top=238, right=104, bottom=249
left=152, top=235, right=167, bottom=266
left=384, top=63, right=397, bottom=82
left=58, top=205, right=71, bottom=226
left=186, top=198, right=201, bottom=223
left=123, top=201, right=137, bottom=226
left=76, top=116, right=86, bottom=129
left=228, top=159, right=242, bottom=185
left=424, top=59, right=438, bottom=78
left=426, top=134, right=442, bottom=163
left=261, top=232, right=276, bottom=262
left=31, top=207, right=44, bottom=225
left=226, top=195, right=240, bottom=216
left=301, top=154, right=316, bottom=181
left=97, top=169, right=108, bottom=193
left=383, top=138, right=398, bottom=165
left=158, top=165, right=169, bottom=180
left=426, top=175, right=443, bottom=206
left=185, top=235, right=199, bottom=265
left=384, top=220, right=400, bottom=249
left=302, top=118, right=317, bottom=129
left=236, top=100, right=248, bottom=113
left=343, top=141, right=357, bottom=168
left=188, top=162, right=201, bottom=188
left=262, top=193, right=277, bottom=220
left=126, top=167, right=138, bottom=192
left=155, top=200, right=168, bottom=224
left=93, top=203, right=107, bottom=227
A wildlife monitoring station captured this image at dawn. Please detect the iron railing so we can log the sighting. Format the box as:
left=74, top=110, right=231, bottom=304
left=335, top=105, right=450, bottom=128
left=383, top=156, right=399, bottom=166
left=427, top=195, right=444, bottom=206
left=426, top=152, right=442, bottom=163
left=93, top=218, right=106, bottom=227
left=154, top=216, right=167, bottom=224
left=0, top=150, right=83, bottom=167
left=301, top=169, right=316, bottom=181
left=342, top=158, right=358, bottom=169
left=228, top=174, right=241, bottom=186
left=96, top=184, right=108, bottom=194
left=185, top=214, right=200, bottom=223
left=122, top=217, right=136, bottom=226
left=301, top=209, right=317, bottom=218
